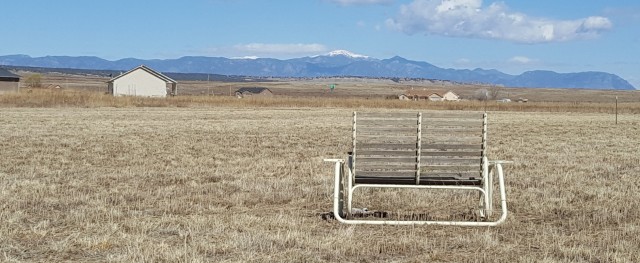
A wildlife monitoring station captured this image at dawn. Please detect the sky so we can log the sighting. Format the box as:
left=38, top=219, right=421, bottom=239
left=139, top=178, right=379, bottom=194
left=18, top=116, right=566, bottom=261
left=1, top=0, right=639, bottom=88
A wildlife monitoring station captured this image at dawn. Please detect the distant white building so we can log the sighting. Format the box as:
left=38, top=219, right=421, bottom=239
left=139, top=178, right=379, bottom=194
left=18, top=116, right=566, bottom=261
left=427, top=93, right=443, bottom=101
left=400, top=89, right=460, bottom=101
left=107, top=65, right=177, bottom=97
left=441, top=91, right=460, bottom=101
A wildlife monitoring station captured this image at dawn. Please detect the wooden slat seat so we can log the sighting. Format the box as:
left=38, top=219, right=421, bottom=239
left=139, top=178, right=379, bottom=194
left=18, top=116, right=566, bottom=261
left=354, top=176, right=482, bottom=186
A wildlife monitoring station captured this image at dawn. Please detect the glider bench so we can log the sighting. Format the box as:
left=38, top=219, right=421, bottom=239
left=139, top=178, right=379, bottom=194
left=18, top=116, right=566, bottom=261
left=324, top=111, right=511, bottom=226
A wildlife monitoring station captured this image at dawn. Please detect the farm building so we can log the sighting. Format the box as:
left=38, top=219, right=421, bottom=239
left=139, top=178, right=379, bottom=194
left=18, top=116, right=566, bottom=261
left=235, top=87, right=273, bottom=98
left=398, top=94, right=411, bottom=100
left=107, top=65, right=177, bottom=97
left=427, top=93, right=443, bottom=101
left=400, top=89, right=460, bottom=101
left=441, top=91, right=460, bottom=101
left=0, top=68, right=20, bottom=94
left=399, top=90, right=426, bottom=101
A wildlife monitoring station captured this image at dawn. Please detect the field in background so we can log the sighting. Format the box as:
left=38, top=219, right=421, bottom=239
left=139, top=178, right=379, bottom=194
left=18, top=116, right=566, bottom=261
left=2, top=87, right=640, bottom=114
left=1, top=107, right=639, bottom=262
left=17, top=71, right=640, bottom=103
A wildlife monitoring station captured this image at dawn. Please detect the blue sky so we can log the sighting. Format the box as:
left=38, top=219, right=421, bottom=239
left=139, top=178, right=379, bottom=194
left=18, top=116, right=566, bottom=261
left=1, top=0, right=639, bottom=88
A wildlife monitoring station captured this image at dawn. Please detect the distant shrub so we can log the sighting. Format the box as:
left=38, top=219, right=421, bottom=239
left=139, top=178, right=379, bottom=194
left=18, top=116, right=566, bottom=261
left=25, top=74, right=42, bottom=88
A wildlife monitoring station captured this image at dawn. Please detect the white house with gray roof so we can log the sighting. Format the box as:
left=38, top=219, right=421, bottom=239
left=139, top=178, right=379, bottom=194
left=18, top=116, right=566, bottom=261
left=0, top=68, right=20, bottom=94
left=107, top=65, right=177, bottom=97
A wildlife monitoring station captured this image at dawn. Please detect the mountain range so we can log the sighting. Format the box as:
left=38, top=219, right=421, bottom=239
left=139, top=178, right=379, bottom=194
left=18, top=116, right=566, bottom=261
left=0, top=50, right=634, bottom=90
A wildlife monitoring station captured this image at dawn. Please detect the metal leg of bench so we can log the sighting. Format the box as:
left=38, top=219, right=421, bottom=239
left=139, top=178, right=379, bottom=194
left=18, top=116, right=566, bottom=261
left=480, top=157, right=491, bottom=219
left=346, top=165, right=354, bottom=219
left=486, top=161, right=493, bottom=218
left=325, top=159, right=346, bottom=218
left=493, top=162, right=508, bottom=222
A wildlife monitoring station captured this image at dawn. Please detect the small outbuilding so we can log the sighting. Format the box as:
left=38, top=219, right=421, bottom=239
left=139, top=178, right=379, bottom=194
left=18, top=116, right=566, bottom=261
left=107, top=65, right=177, bottom=97
left=0, top=68, right=20, bottom=94
left=235, top=87, right=273, bottom=98
left=400, top=90, right=431, bottom=101
left=441, top=91, right=460, bottom=101
left=400, top=89, right=459, bottom=101
left=427, top=93, right=443, bottom=101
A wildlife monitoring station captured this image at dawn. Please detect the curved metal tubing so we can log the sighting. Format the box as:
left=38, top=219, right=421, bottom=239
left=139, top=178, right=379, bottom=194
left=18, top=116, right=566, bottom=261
left=324, top=159, right=509, bottom=226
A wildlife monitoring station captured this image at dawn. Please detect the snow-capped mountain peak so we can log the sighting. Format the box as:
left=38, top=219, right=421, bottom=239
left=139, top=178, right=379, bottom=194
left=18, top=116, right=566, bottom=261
left=324, top=50, right=369, bottom=59
left=231, top=56, right=259, bottom=60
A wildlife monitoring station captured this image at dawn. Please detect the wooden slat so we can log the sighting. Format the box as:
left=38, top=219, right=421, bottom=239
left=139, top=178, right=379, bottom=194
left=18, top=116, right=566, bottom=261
left=356, top=163, right=417, bottom=169
left=358, top=133, right=416, bottom=138
left=354, top=176, right=481, bottom=186
left=425, top=132, right=482, bottom=137
left=354, top=170, right=417, bottom=177
left=422, top=137, right=482, bottom=143
left=421, top=158, right=481, bottom=165
left=422, top=144, right=482, bottom=150
left=358, top=119, right=418, bottom=126
left=358, top=143, right=416, bottom=150
left=420, top=151, right=481, bottom=157
left=423, top=128, right=482, bottom=134
left=421, top=172, right=481, bottom=178
left=424, top=136, right=480, bottom=140
left=422, top=120, right=483, bottom=127
left=424, top=135, right=480, bottom=140
left=358, top=112, right=419, bottom=119
left=354, top=177, right=417, bottom=185
left=422, top=112, right=484, bottom=119
left=357, top=156, right=417, bottom=162
left=421, top=164, right=479, bottom=169
left=358, top=137, right=418, bottom=144
left=357, top=150, right=417, bottom=156
left=424, top=117, right=483, bottom=121
left=360, top=125, right=416, bottom=129
left=358, top=126, right=418, bottom=133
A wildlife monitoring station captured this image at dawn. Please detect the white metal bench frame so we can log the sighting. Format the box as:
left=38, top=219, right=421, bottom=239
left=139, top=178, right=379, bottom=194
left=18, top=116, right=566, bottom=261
left=324, top=112, right=511, bottom=226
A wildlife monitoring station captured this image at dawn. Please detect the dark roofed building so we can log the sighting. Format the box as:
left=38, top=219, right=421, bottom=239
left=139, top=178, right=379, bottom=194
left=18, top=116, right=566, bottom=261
left=0, top=68, right=20, bottom=94
left=234, top=87, right=273, bottom=98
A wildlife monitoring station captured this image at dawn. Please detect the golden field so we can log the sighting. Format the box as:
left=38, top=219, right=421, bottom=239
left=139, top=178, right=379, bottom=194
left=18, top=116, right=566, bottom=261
left=1, top=102, right=640, bottom=262
left=18, top=71, right=640, bottom=103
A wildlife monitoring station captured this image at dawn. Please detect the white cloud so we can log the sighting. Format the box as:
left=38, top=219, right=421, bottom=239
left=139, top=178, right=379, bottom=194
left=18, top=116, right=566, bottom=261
left=454, top=58, right=472, bottom=66
left=386, top=0, right=613, bottom=43
left=508, top=56, right=534, bottom=64
left=233, top=43, right=328, bottom=56
left=326, top=0, right=393, bottom=6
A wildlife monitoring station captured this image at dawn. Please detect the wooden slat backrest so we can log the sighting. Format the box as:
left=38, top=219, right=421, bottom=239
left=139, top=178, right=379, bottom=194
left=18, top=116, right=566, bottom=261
left=353, top=112, right=421, bottom=182
left=353, top=111, right=487, bottom=185
left=421, top=112, right=486, bottom=182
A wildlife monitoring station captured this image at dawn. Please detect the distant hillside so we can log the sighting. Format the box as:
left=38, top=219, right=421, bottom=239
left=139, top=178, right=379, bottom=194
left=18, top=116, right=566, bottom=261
left=0, top=51, right=634, bottom=90
left=0, top=65, right=270, bottom=82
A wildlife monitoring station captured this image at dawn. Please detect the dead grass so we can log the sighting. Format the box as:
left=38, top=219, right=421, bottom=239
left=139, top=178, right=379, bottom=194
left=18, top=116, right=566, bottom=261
left=1, top=107, right=639, bottom=262
left=2, top=89, right=639, bottom=114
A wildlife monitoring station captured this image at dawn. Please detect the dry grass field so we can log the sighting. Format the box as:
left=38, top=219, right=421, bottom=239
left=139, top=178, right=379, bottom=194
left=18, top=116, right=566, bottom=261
left=1, top=105, right=640, bottom=262
left=22, top=71, right=640, bottom=103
